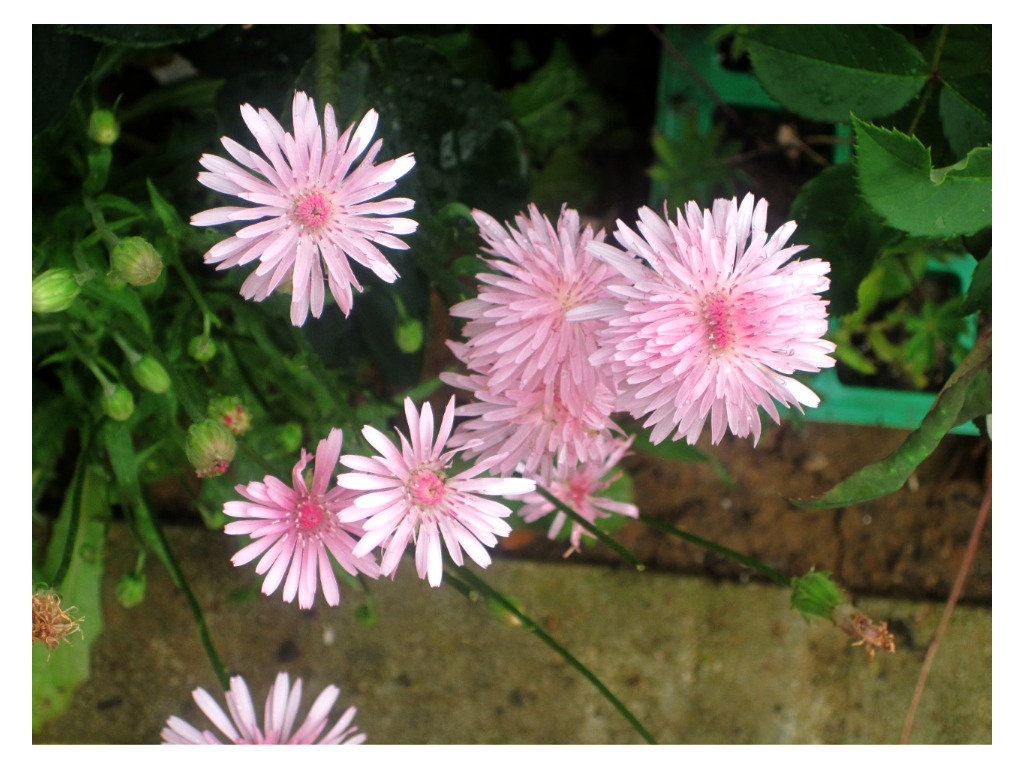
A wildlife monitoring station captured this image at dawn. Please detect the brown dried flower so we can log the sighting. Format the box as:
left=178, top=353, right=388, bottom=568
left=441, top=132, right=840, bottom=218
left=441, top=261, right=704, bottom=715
left=32, top=589, right=83, bottom=653
left=832, top=603, right=896, bottom=660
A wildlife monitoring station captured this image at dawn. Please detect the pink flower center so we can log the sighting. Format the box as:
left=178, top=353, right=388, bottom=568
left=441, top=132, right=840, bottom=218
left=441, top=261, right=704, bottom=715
left=295, top=498, right=325, bottom=531
left=294, top=190, right=333, bottom=232
left=408, top=468, right=447, bottom=507
left=701, top=291, right=736, bottom=353
left=567, top=476, right=590, bottom=507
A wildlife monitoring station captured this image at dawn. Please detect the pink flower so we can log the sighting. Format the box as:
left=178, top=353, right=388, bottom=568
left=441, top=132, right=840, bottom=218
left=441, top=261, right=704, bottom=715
left=449, top=205, right=617, bottom=391
left=192, top=90, right=417, bottom=326
left=337, top=397, right=535, bottom=587
left=161, top=672, right=365, bottom=744
left=588, top=194, right=835, bottom=445
left=441, top=369, right=621, bottom=476
left=520, top=436, right=639, bottom=554
left=224, top=429, right=379, bottom=610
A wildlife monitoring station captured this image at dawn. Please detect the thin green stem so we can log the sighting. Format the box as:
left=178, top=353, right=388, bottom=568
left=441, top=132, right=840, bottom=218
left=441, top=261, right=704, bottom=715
left=637, top=512, right=790, bottom=587
left=314, top=24, right=343, bottom=114
left=448, top=566, right=658, bottom=744
left=82, top=193, right=120, bottom=251
left=169, top=256, right=222, bottom=331
left=137, top=499, right=231, bottom=689
left=907, top=24, right=950, bottom=137
left=535, top=485, right=645, bottom=571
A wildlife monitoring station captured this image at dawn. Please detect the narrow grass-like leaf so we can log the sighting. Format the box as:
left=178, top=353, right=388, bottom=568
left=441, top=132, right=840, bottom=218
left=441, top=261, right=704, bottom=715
left=792, top=329, right=990, bottom=508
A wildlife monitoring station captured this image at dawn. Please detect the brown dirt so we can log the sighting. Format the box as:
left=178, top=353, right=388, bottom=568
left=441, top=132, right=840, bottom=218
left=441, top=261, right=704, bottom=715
left=496, top=419, right=991, bottom=607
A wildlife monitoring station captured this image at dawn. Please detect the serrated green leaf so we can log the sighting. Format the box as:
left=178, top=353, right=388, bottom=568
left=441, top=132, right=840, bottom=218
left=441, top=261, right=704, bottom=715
left=792, top=328, right=990, bottom=508
left=790, top=164, right=900, bottom=317
left=744, top=25, right=928, bottom=122
left=940, top=75, right=992, bottom=158
left=853, top=116, right=991, bottom=237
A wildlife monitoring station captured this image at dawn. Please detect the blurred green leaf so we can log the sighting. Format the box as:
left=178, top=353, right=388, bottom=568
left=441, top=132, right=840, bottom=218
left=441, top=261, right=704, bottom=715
left=790, top=163, right=900, bottom=317
left=939, top=74, right=992, bottom=158
left=61, top=24, right=222, bottom=48
left=743, top=25, right=928, bottom=122
left=853, top=116, right=992, bottom=238
left=792, top=328, right=990, bottom=508
left=960, top=251, right=991, bottom=316
left=32, top=25, right=100, bottom=136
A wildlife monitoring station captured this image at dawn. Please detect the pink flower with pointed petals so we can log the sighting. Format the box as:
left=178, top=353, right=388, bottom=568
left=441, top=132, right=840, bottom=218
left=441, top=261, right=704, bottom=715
left=224, top=428, right=379, bottom=609
left=589, top=194, right=836, bottom=445
left=337, top=397, right=535, bottom=587
left=161, top=672, right=365, bottom=744
left=192, top=90, right=417, bottom=325
left=449, top=205, right=617, bottom=391
left=520, top=436, right=639, bottom=554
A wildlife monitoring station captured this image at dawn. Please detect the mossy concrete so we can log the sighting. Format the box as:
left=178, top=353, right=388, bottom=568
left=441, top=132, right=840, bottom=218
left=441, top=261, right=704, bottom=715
left=34, top=523, right=991, bottom=744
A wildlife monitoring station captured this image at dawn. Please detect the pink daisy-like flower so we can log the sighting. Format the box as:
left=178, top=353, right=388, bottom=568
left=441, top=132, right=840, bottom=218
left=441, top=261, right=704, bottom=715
left=337, top=396, right=535, bottom=587
left=161, top=672, right=365, bottom=744
left=192, top=90, right=417, bottom=326
left=224, top=428, right=379, bottom=610
left=449, top=205, right=617, bottom=391
left=441, top=369, right=621, bottom=476
left=587, top=194, right=835, bottom=446
left=520, top=436, right=639, bottom=554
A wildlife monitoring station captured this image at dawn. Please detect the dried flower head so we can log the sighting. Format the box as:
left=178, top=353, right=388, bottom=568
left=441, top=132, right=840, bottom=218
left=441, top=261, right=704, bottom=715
left=32, top=589, right=83, bottom=653
left=832, top=603, right=897, bottom=660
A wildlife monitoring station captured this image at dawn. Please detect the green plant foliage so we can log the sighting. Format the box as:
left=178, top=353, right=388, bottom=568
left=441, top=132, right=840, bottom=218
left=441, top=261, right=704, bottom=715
left=792, top=329, right=990, bottom=508
left=649, top=115, right=744, bottom=207
left=743, top=25, right=929, bottom=122
left=789, top=163, right=900, bottom=317
left=852, top=116, right=992, bottom=238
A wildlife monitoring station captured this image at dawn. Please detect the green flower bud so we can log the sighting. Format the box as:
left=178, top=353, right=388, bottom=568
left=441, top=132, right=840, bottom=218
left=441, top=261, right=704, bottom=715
left=188, top=334, right=217, bottom=362
left=276, top=422, right=303, bottom=454
left=395, top=317, right=424, bottom=353
left=790, top=569, right=845, bottom=620
left=32, top=268, right=81, bottom=313
left=131, top=355, right=171, bottom=394
left=186, top=419, right=236, bottom=478
left=102, top=384, right=135, bottom=421
left=88, top=109, right=120, bottom=145
left=110, top=236, right=163, bottom=287
left=208, top=396, right=251, bottom=435
left=115, top=573, right=146, bottom=608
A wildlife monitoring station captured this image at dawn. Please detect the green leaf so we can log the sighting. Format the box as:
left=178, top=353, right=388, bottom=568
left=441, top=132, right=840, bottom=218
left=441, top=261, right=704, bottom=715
left=32, top=25, right=99, bottom=136
left=960, top=251, right=991, bottom=316
left=60, top=24, right=221, bottom=48
left=792, top=328, right=990, bottom=508
left=853, top=116, right=992, bottom=237
left=789, top=163, right=900, bottom=317
left=743, top=25, right=928, bottom=122
left=147, top=178, right=191, bottom=240
left=939, top=74, right=992, bottom=158
left=33, top=466, right=108, bottom=731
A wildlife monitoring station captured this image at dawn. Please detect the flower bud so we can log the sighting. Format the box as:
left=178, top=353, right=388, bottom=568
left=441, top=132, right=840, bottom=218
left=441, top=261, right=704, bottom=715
left=394, top=317, right=424, bottom=353
left=186, top=419, right=236, bottom=478
left=102, top=384, right=135, bottom=421
left=110, top=236, right=163, bottom=287
left=790, top=570, right=845, bottom=620
left=208, top=395, right=251, bottom=435
left=188, top=334, right=217, bottom=362
left=115, top=573, right=146, bottom=608
left=88, top=109, right=120, bottom=145
left=131, top=355, right=171, bottom=394
left=32, top=268, right=81, bottom=313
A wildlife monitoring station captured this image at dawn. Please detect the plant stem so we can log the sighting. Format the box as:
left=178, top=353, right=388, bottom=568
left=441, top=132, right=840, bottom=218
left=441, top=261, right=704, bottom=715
left=82, top=194, right=120, bottom=251
left=637, top=512, right=790, bottom=587
left=907, top=24, right=950, bottom=138
left=535, top=485, right=645, bottom=570
left=51, top=423, right=99, bottom=589
left=448, top=566, right=658, bottom=745
left=314, top=24, right=343, bottom=116
left=900, top=452, right=991, bottom=743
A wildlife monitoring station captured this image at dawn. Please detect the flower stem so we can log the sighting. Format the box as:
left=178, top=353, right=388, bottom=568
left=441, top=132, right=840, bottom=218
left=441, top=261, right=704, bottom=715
left=315, top=25, right=343, bottom=118
left=447, top=565, right=658, bottom=744
left=82, top=193, right=120, bottom=251
left=535, top=485, right=645, bottom=570
left=636, top=512, right=790, bottom=587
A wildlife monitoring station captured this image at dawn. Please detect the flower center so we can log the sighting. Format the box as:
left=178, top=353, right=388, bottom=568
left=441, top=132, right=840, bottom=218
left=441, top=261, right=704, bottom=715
left=295, top=498, right=325, bottom=531
left=701, top=291, right=736, bottom=353
left=293, top=190, right=333, bottom=232
left=408, top=468, right=447, bottom=507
